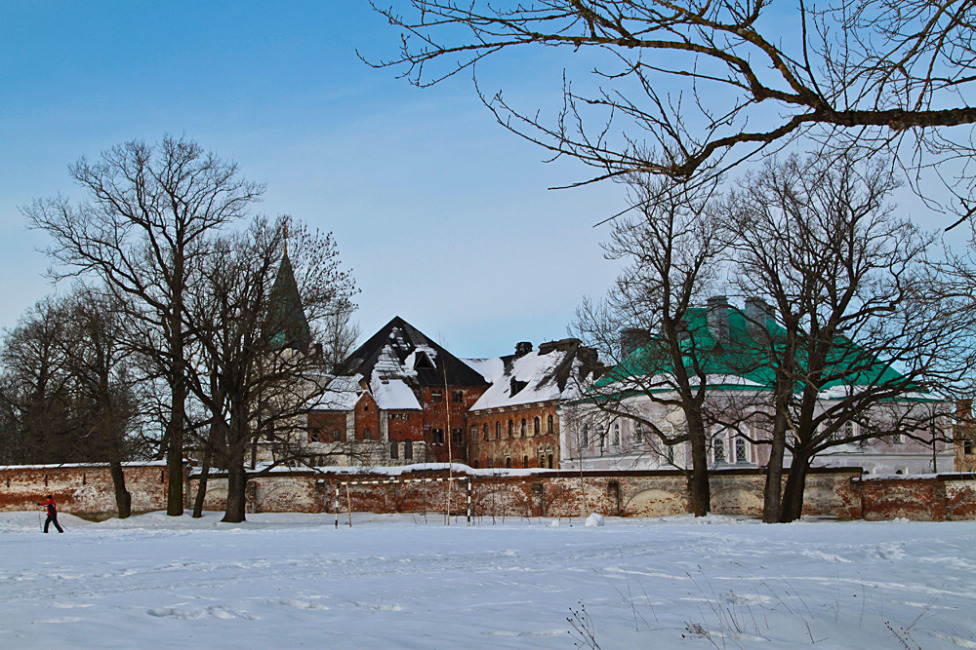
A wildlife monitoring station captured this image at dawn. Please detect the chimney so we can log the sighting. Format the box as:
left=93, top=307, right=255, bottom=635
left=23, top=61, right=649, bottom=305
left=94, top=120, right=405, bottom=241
left=744, top=297, right=773, bottom=344
left=515, top=341, right=533, bottom=358
left=707, top=295, right=731, bottom=347
left=619, top=328, right=647, bottom=358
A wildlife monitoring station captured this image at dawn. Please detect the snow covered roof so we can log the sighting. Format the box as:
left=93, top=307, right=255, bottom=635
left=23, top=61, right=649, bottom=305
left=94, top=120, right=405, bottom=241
left=308, top=374, right=366, bottom=411
left=470, top=339, right=606, bottom=411
left=370, top=377, right=422, bottom=410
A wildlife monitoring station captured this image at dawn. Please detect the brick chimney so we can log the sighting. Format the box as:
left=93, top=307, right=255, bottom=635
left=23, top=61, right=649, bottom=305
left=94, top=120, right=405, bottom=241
left=744, top=297, right=774, bottom=343
left=707, top=296, right=731, bottom=347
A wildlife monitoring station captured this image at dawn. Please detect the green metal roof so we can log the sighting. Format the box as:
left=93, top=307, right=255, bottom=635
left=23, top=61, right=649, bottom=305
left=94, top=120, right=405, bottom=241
left=597, top=306, right=907, bottom=396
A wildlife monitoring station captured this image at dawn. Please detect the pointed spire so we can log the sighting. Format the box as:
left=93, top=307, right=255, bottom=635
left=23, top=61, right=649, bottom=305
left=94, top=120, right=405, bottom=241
left=264, top=251, right=312, bottom=351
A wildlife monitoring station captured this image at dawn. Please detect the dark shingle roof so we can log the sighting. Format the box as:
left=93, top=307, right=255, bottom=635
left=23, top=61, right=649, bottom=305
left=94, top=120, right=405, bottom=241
left=339, top=316, right=488, bottom=388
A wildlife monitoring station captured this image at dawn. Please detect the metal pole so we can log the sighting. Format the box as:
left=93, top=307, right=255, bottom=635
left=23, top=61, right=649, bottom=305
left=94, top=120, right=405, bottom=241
left=346, top=483, right=353, bottom=528
left=466, top=478, right=472, bottom=526
left=334, top=486, right=339, bottom=529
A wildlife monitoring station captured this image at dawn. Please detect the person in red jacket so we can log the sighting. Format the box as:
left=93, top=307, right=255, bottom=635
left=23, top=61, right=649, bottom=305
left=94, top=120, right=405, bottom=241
left=38, top=494, right=63, bottom=533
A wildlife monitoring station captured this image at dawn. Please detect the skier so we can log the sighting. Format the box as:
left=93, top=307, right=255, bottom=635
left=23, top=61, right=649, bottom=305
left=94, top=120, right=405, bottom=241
left=37, top=494, right=63, bottom=533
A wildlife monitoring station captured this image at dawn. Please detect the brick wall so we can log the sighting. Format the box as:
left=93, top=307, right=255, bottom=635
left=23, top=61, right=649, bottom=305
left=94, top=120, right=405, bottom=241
left=3, top=462, right=975, bottom=522
left=0, top=463, right=169, bottom=516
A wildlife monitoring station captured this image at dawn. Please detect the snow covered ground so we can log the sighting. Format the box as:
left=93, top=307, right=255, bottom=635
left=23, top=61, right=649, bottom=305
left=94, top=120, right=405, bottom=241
left=2, top=511, right=975, bottom=649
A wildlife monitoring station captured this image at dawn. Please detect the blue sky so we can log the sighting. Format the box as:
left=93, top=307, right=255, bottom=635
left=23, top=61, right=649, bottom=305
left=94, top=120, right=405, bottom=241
left=0, top=2, right=627, bottom=358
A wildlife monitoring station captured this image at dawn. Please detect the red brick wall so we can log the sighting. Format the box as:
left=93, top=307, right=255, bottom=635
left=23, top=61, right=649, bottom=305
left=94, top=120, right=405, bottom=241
left=418, top=385, right=488, bottom=463
left=0, top=463, right=169, bottom=516
left=467, top=403, right=560, bottom=469
left=354, top=393, right=381, bottom=442
left=3, top=462, right=975, bottom=522
left=308, top=412, right=348, bottom=443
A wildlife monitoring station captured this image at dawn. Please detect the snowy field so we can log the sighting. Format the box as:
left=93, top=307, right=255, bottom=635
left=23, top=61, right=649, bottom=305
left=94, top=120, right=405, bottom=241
left=2, top=511, right=975, bottom=649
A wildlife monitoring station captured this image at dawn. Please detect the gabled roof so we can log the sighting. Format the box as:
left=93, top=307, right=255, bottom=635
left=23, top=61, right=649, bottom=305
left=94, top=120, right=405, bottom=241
left=470, top=339, right=606, bottom=411
left=264, top=253, right=312, bottom=351
left=339, top=316, right=489, bottom=388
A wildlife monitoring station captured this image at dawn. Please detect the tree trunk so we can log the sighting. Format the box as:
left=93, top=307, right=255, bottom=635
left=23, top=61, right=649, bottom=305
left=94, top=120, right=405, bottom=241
left=779, top=449, right=812, bottom=522
left=223, top=437, right=248, bottom=523
left=762, top=411, right=788, bottom=523
left=192, top=438, right=215, bottom=519
left=109, top=460, right=132, bottom=519
left=686, top=414, right=711, bottom=517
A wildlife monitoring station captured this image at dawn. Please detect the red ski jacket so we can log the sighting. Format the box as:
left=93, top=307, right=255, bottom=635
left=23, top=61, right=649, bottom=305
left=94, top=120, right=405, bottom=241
left=38, top=497, right=57, bottom=516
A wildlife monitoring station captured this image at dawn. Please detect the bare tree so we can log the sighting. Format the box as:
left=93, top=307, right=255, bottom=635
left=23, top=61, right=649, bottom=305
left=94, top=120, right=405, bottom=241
left=24, top=136, right=264, bottom=515
left=573, top=177, right=725, bottom=516
left=723, top=154, right=971, bottom=522
left=371, top=0, right=976, bottom=223
left=0, top=298, right=76, bottom=464
left=58, top=287, right=145, bottom=518
left=185, top=217, right=358, bottom=523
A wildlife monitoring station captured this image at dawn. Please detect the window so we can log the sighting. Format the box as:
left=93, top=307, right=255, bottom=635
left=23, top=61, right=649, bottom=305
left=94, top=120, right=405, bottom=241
left=547, top=415, right=554, bottom=435
left=472, top=460, right=479, bottom=468
left=611, top=422, right=620, bottom=446
left=582, top=424, right=589, bottom=448
left=431, top=389, right=443, bottom=403
left=496, top=422, right=501, bottom=439
left=487, top=459, right=494, bottom=468
left=404, top=441, right=413, bottom=460
left=390, top=441, right=398, bottom=459
left=508, top=420, right=514, bottom=438
left=892, top=431, right=904, bottom=445
left=714, top=437, right=726, bottom=464
left=452, top=390, right=464, bottom=404
left=735, top=437, right=748, bottom=463
left=452, top=429, right=463, bottom=446
left=432, top=429, right=444, bottom=445
left=843, top=420, right=857, bottom=439
left=309, top=429, right=327, bottom=444
left=534, top=417, right=540, bottom=436
left=506, top=457, right=512, bottom=468
left=965, top=438, right=974, bottom=455
left=547, top=454, right=554, bottom=469
left=483, top=424, right=489, bottom=441
left=521, top=419, right=527, bottom=437
left=634, top=422, right=643, bottom=445
left=665, top=444, right=675, bottom=465
left=363, top=428, right=371, bottom=440
left=470, top=425, right=477, bottom=440
left=523, top=455, right=529, bottom=468
left=364, top=403, right=369, bottom=412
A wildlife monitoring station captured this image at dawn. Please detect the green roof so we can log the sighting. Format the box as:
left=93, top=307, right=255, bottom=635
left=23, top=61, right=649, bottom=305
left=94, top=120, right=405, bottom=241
left=597, top=305, right=906, bottom=396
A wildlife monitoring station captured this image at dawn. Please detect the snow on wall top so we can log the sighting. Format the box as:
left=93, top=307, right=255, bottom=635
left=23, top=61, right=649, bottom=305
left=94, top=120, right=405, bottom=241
left=371, top=377, right=422, bottom=410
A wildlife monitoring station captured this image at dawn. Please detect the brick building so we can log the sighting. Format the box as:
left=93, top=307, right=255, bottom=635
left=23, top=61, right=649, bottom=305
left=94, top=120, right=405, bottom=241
left=465, top=339, right=605, bottom=469
left=307, top=317, right=489, bottom=465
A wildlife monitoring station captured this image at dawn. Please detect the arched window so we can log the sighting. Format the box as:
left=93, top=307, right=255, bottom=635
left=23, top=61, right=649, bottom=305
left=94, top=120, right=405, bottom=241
left=390, top=441, right=398, bottom=459
left=505, top=457, right=512, bottom=468
left=522, top=455, right=529, bottom=468
left=404, top=441, right=413, bottom=460
left=520, top=419, right=527, bottom=437
left=582, top=424, right=589, bottom=448
left=508, top=420, right=514, bottom=438
left=547, top=415, right=554, bottom=435
left=714, top=437, right=726, bottom=464
left=363, top=428, right=371, bottom=440
left=634, top=422, right=643, bottom=444
left=483, top=423, right=489, bottom=441
left=735, top=437, right=748, bottom=463
left=611, top=422, right=620, bottom=446
left=496, top=422, right=501, bottom=439
left=533, top=417, right=540, bottom=436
